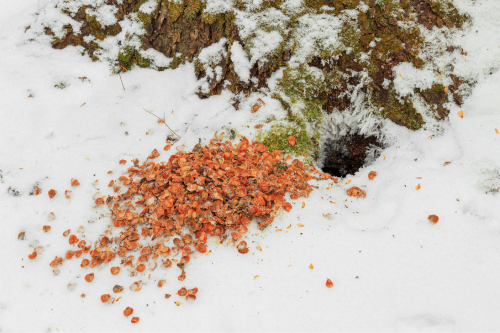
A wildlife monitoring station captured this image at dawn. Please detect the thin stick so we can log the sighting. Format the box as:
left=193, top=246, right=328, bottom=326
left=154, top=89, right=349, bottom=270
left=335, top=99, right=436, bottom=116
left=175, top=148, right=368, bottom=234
left=80, top=102, right=86, bottom=107
left=143, top=108, right=181, bottom=138
left=118, top=73, right=125, bottom=91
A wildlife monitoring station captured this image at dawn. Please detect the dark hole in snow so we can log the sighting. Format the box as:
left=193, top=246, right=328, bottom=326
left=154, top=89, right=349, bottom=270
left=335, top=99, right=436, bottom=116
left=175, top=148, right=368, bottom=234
left=321, top=134, right=380, bottom=178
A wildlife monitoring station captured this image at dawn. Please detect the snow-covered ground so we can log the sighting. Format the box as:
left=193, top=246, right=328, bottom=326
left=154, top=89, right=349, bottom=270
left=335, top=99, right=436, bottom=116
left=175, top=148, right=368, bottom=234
left=1, top=0, right=500, bottom=331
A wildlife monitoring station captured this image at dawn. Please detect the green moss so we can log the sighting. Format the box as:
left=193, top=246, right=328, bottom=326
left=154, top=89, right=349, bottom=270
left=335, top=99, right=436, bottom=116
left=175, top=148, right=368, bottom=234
left=85, top=15, right=105, bottom=40
left=135, top=50, right=151, bottom=68
left=280, top=65, right=339, bottom=101
left=118, top=46, right=135, bottom=71
left=257, top=122, right=314, bottom=156
left=379, top=89, right=424, bottom=130
left=168, top=0, right=185, bottom=22
left=302, top=99, right=324, bottom=122
left=429, top=0, right=467, bottom=27
left=54, top=81, right=68, bottom=89
left=184, top=0, right=205, bottom=19
left=170, top=53, right=183, bottom=69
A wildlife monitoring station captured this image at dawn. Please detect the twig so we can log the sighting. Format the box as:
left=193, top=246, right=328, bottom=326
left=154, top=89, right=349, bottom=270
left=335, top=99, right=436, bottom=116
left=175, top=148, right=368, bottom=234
left=80, top=102, right=86, bottom=107
left=118, top=73, right=125, bottom=91
left=143, top=108, right=181, bottom=138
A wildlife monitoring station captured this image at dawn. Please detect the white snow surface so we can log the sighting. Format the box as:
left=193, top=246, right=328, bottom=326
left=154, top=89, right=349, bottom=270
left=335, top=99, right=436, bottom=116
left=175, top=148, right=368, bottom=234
left=1, top=0, right=500, bottom=332
left=230, top=41, right=251, bottom=83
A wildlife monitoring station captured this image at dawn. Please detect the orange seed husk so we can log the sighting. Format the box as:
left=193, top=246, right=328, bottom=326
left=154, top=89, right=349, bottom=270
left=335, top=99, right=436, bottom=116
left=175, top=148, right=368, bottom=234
left=123, top=307, right=133, bottom=317
left=85, top=273, right=94, bottom=282
left=428, top=215, right=439, bottom=224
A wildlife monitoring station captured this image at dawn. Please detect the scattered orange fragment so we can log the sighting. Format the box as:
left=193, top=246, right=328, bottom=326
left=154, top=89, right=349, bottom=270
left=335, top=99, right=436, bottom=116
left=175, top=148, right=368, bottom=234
left=346, top=187, right=366, bottom=198
left=101, top=294, right=111, bottom=303
left=42, top=225, right=51, bottom=233
left=81, top=259, right=90, bottom=267
left=113, top=285, right=124, bottom=293
left=251, top=104, right=260, bottom=113
left=496, top=129, right=499, bottom=134
left=309, top=264, right=314, bottom=269
left=458, top=111, right=464, bottom=118
left=28, top=251, right=37, bottom=260
left=368, top=171, right=377, bottom=180
left=85, top=273, right=94, bottom=282
left=301, top=202, right=305, bottom=208
left=428, top=215, right=439, bottom=224
left=71, top=179, right=80, bottom=186
left=119, top=159, right=127, bottom=164
left=123, top=307, right=133, bottom=317
left=254, top=124, right=263, bottom=129
left=345, top=179, right=351, bottom=184
left=131, top=317, right=140, bottom=324
left=326, top=279, right=334, bottom=288
left=288, top=136, right=295, bottom=146
left=158, top=279, right=166, bottom=287
left=65, top=250, right=74, bottom=259
left=48, top=189, right=57, bottom=198
left=256, top=245, right=262, bottom=251
left=415, top=183, right=421, bottom=190
left=297, top=223, right=304, bottom=227
left=69, top=234, right=79, bottom=245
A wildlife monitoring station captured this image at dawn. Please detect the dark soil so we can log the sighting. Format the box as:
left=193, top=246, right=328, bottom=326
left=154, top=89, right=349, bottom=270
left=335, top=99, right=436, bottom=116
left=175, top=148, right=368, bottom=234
left=322, top=134, right=379, bottom=177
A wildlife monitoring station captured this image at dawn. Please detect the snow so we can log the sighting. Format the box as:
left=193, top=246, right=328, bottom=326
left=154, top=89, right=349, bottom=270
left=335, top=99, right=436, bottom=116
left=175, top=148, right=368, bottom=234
left=230, top=41, right=251, bottom=83
left=1, top=0, right=500, bottom=332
